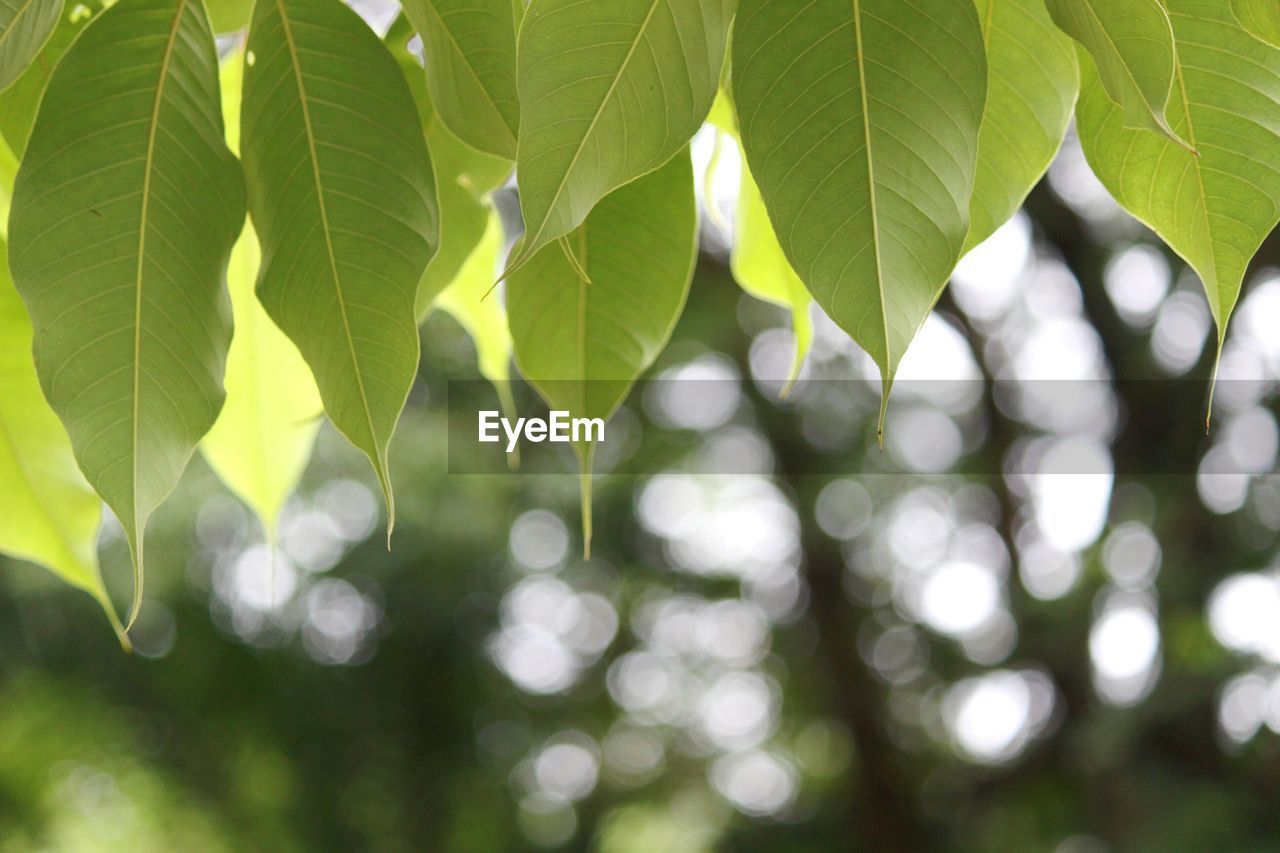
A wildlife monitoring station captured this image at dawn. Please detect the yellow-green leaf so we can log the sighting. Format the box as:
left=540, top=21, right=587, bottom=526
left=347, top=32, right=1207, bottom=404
left=0, top=234, right=125, bottom=645
left=203, top=48, right=321, bottom=536
left=385, top=14, right=511, bottom=318
left=435, top=209, right=517, bottom=417
left=733, top=157, right=812, bottom=396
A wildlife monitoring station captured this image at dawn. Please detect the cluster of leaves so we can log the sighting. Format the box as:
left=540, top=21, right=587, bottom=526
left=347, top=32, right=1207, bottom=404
left=1, top=0, right=1278, bottom=639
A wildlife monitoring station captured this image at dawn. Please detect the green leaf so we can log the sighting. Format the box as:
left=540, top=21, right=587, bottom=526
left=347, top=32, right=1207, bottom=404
left=1044, top=0, right=1192, bottom=150
left=732, top=0, right=987, bottom=430
left=733, top=153, right=812, bottom=397
left=242, top=0, right=439, bottom=536
left=1074, top=0, right=1280, bottom=362
left=435, top=209, right=517, bottom=418
left=0, top=0, right=61, bottom=92
left=0, top=235, right=126, bottom=646
left=965, top=0, right=1078, bottom=252
left=1232, top=0, right=1280, bottom=46
left=202, top=49, right=322, bottom=537
left=400, top=0, right=520, bottom=159
left=386, top=14, right=511, bottom=318
left=508, top=149, right=696, bottom=554
left=511, top=0, right=732, bottom=266
left=203, top=222, right=322, bottom=536
left=9, top=0, right=245, bottom=623
left=0, top=0, right=102, bottom=156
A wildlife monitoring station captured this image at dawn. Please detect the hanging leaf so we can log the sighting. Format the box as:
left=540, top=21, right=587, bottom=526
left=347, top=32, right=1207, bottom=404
left=732, top=0, right=987, bottom=431
left=1232, top=0, right=1280, bottom=46
left=0, top=0, right=102, bottom=156
left=0, top=0, right=62, bottom=92
left=202, top=49, right=322, bottom=538
left=0, top=235, right=126, bottom=646
left=400, top=0, right=520, bottom=159
left=1075, top=0, right=1280, bottom=370
left=510, top=0, right=732, bottom=267
left=435, top=209, right=517, bottom=419
left=9, top=0, right=244, bottom=624
left=242, top=0, right=440, bottom=537
left=385, top=14, right=511, bottom=317
left=508, top=149, right=695, bottom=555
left=965, top=0, right=1078, bottom=252
left=1044, top=0, right=1192, bottom=150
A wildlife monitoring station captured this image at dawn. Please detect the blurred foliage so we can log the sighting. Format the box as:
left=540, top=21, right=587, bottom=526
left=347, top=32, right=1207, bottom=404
left=3, top=174, right=1280, bottom=851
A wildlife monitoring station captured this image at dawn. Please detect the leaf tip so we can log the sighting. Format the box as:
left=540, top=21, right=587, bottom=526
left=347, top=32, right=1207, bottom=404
left=124, top=524, right=145, bottom=632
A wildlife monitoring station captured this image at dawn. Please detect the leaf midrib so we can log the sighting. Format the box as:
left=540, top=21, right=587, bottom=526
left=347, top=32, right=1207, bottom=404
left=274, top=0, right=383, bottom=471
left=850, top=0, right=889, bottom=371
left=132, top=0, right=187, bottom=530
left=521, top=0, right=663, bottom=256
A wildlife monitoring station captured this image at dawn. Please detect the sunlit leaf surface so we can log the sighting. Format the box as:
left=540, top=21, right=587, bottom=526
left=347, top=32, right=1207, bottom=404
left=0, top=235, right=124, bottom=643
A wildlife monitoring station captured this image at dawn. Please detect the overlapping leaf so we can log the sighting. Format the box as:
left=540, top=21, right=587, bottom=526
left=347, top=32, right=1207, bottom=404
left=966, top=0, right=1078, bottom=252
left=386, top=15, right=510, bottom=317
left=1232, top=0, right=1280, bottom=46
left=242, top=0, right=439, bottom=535
left=511, top=0, right=732, bottom=266
left=202, top=48, right=322, bottom=537
left=508, top=149, right=696, bottom=553
left=0, top=0, right=102, bottom=156
left=1075, top=0, right=1280, bottom=359
left=9, top=0, right=245, bottom=622
left=400, top=0, right=520, bottom=158
left=1044, top=0, right=1190, bottom=149
left=732, top=0, right=986, bottom=427
left=0, top=234, right=125, bottom=645
left=0, top=0, right=61, bottom=91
